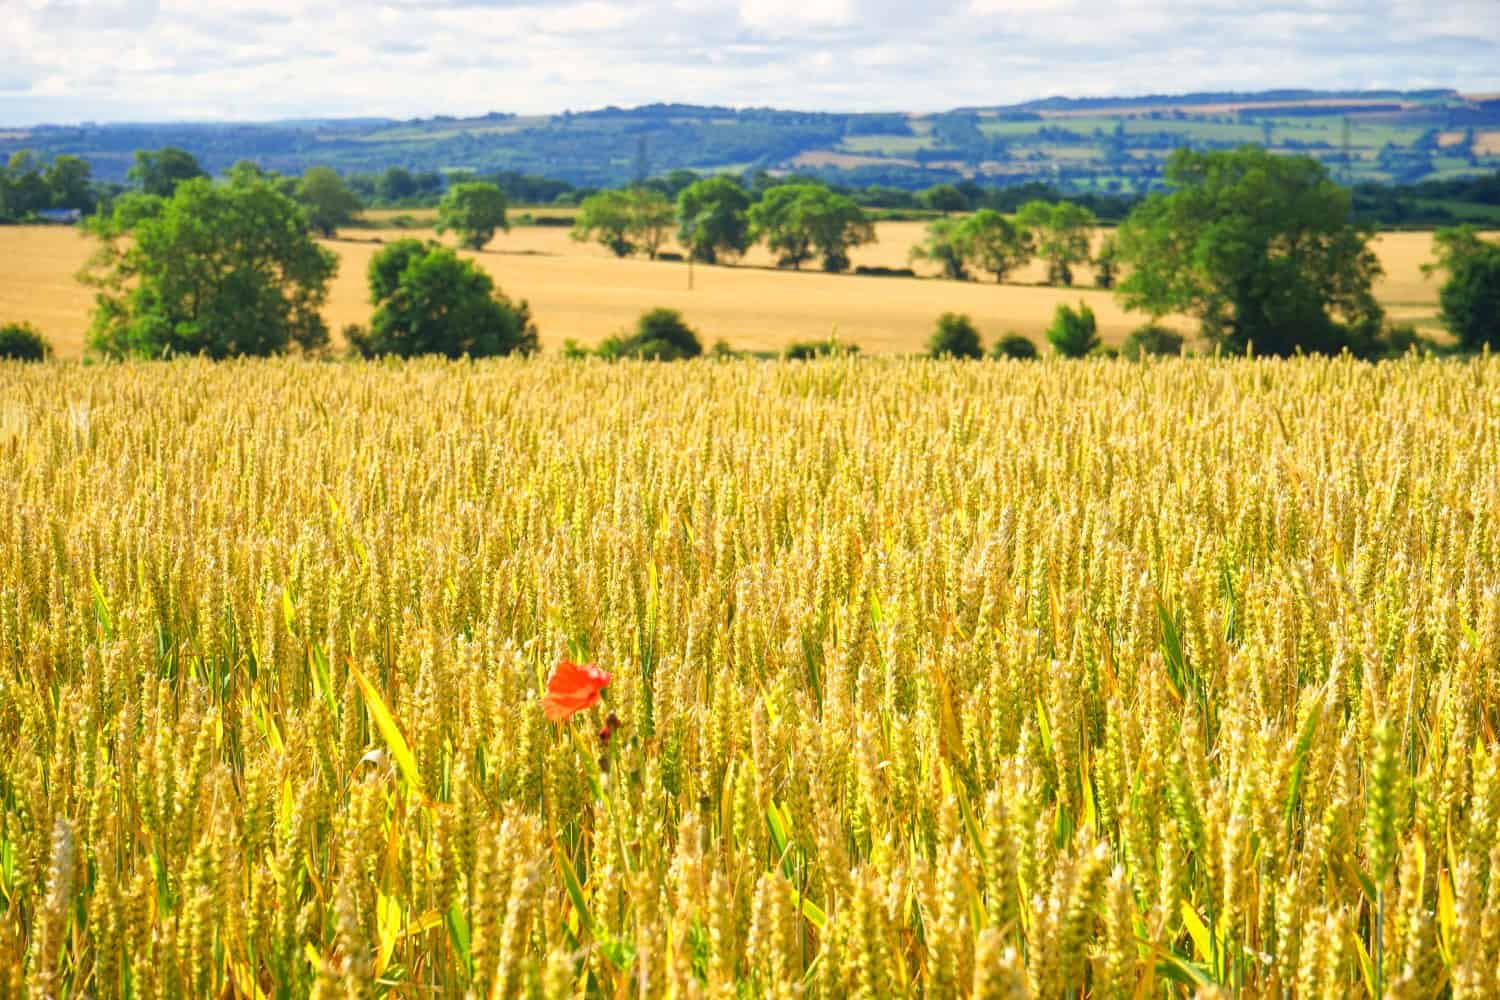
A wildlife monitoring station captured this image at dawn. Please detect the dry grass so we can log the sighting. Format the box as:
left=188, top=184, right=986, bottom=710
left=0, top=222, right=1461, bottom=359
left=2, top=357, right=1499, bottom=995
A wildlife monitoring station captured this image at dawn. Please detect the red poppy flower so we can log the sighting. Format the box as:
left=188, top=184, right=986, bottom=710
left=542, top=659, right=612, bottom=722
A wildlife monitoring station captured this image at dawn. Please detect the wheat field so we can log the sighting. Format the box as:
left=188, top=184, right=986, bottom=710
left=2, top=356, right=1499, bottom=996
left=0, top=224, right=1458, bottom=360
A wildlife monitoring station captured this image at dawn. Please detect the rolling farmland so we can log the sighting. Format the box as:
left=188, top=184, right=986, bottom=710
left=0, top=221, right=1463, bottom=359
left=7, top=90, right=1499, bottom=190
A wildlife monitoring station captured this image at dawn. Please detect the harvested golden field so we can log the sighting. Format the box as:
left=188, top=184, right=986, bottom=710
left=0, top=224, right=1464, bottom=360
left=4, top=358, right=1500, bottom=997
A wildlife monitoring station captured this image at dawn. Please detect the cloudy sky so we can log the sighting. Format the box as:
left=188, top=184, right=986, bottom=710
left=3, top=0, right=1498, bottom=125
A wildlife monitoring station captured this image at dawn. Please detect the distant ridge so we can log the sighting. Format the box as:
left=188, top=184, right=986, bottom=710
left=4, top=89, right=1497, bottom=192
left=978, top=88, right=1461, bottom=114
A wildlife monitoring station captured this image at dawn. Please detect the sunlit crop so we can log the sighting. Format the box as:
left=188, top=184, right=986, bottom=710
left=2, top=356, right=1498, bottom=997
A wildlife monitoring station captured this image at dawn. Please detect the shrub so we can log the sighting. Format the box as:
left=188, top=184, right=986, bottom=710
left=354, top=240, right=538, bottom=358
left=854, top=265, right=917, bottom=278
left=1121, top=324, right=1184, bottom=360
left=600, top=309, right=703, bottom=361
left=1046, top=302, right=1100, bottom=358
left=0, top=322, right=52, bottom=361
left=927, top=312, right=983, bottom=359
left=991, top=333, right=1038, bottom=360
left=784, top=338, right=860, bottom=360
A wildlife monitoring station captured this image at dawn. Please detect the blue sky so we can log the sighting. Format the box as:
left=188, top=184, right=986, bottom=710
left=2, top=0, right=1498, bottom=125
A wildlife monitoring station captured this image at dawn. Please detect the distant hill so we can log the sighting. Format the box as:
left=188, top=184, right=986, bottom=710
left=5, top=89, right=1499, bottom=193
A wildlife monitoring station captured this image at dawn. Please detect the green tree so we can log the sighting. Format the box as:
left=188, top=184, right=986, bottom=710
left=962, top=209, right=1033, bottom=283
left=803, top=190, right=875, bottom=273
left=436, top=182, right=509, bottom=250
left=572, top=187, right=677, bottom=260
left=749, top=184, right=817, bottom=269
left=928, top=312, right=983, bottom=359
left=376, top=167, right=418, bottom=203
left=572, top=190, right=636, bottom=257
left=81, top=177, right=336, bottom=359
left=350, top=239, right=538, bottom=358
left=628, top=187, right=676, bottom=260
left=225, top=161, right=297, bottom=197
left=1093, top=235, right=1120, bottom=290
left=1115, top=147, right=1383, bottom=356
left=2, top=151, right=51, bottom=217
left=909, top=218, right=972, bottom=281
left=1046, top=302, right=1100, bottom=357
left=677, top=176, right=751, bottom=264
left=750, top=184, right=874, bottom=272
left=1428, top=227, right=1500, bottom=351
left=921, top=184, right=969, bottom=214
left=296, top=167, right=362, bottom=237
left=128, top=147, right=206, bottom=198
left=597, top=308, right=703, bottom=360
left=43, top=155, right=95, bottom=213
left=1017, top=200, right=1095, bottom=286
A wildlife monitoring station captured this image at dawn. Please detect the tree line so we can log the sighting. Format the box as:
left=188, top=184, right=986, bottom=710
left=8, top=140, right=1499, bottom=229
left=570, top=177, right=877, bottom=272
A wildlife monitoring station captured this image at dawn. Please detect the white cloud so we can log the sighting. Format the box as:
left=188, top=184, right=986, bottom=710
left=737, top=0, right=857, bottom=31
left=0, top=0, right=1497, bottom=123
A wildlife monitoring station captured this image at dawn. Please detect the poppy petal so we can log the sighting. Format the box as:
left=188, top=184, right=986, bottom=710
left=542, top=659, right=612, bottom=722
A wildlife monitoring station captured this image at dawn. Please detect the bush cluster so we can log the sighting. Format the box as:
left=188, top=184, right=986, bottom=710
left=0, top=322, right=52, bottom=362
left=595, top=309, right=704, bottom=361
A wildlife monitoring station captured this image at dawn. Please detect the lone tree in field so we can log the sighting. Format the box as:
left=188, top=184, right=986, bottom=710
left=802, top=189, right=875, bottom=272
left=350, top=239, right=538, bottom=358
left=750, top=183, right=875, bottom=272
left=750, top=184, right=819, bottom=269
left=82, top=177, right=336, bottom=359
left=128, top=147, right=207, bottom=198
left=676, top=176, right=752, bottom=264
left=437, top=182, right=509, bottom=250
left=573, top=187, right=677, bottom=260
left=573, top=190, right=637, bottom=257
left=296, top=166, right=363, bottom=238
left=628, top=187, right=676, bottom=260
left=1427, top=226, right=1500, bottom=351
left=910, top=217, right=973, bottom=280
left=963, top=209, right=1034, bottom=283
left=1115, top=147, right=1383, bottom=356
left=1017, top=200, right=1096, bottom=286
